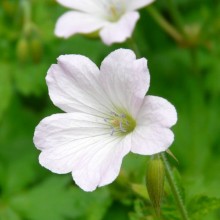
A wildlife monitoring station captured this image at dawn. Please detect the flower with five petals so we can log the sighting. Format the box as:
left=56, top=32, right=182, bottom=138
left=33, top=49, right=177, bottom=191
left=55, top=0, right=155, bottom=45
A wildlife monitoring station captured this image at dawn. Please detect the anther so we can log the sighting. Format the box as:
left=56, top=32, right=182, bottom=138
left=119, top=121, right=126, bottom=132
left=104, top=118, right=109, bottom=122
left=110, top=127, right=115, bottom=136
left=120, top=113, right=126, bottom=118
left=110, top=111, right=118, bottom=117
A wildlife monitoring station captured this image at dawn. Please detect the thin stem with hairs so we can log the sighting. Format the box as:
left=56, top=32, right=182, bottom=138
left=161, top=152, right=190, bottom=220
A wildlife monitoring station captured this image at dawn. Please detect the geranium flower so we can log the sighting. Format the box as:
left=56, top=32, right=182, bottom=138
left=55, top=0, right=155, bottom=45
left=33, top=49, right=177, bottom=191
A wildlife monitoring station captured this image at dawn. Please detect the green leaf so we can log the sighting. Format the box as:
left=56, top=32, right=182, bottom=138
left=188, top=195, right=220, bottom=219
left=205, top=60, right=220, bottom=94
left=166, top=150, right=179, bottom=163
left=0, top=63, right=12, bottom=121
left=129, top=199, right=154, bottom=220
left=3, top=154, right=39, bottom=196
left=0, top=205, right=21, bottom=220
left=10, top=176, right=112, bottom=220
left=131, top=184, right=149, bottom=200
left=13, top=62, right=47, bottom=97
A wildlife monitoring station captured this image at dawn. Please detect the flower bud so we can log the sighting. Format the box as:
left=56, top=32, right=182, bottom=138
left=16, top=38, right=29, bottom=63
left=2, top=1, right=17, bottom=17
left=184, top=23, right=201, bottom=47
left=146, top=156, right=165, bottom=217
left=30, top=37, right=43, bottom=63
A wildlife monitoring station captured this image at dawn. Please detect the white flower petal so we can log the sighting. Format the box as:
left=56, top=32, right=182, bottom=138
left=137, top=95, right=177, bottom=127
left=56, top=0, right=102, bottom=14
left=72, top=134, right=131, bottom=191
left=34, top=113, right=131, bottom=191
left=100, top=48, right=150, bottom=117
left=99, top=11, right=140, bottom=45
left=34, top=113, right=106, bottom=151
left=127, top=0, right=155, bottom=11
left=55, top=11, right=106, bottom=38
left=131, top=125, right=174, bottom=155
left=46, top=54, right=112, bottom=116
left=131, top=95, right=177, bottom=155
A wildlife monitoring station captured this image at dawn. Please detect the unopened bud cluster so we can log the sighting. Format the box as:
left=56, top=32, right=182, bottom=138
left=16, top=34, right=43, bottom=64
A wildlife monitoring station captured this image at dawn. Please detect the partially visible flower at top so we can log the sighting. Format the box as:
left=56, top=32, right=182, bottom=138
left=33, top=49, right=177, bottom=191
left=55, top=0, right=155, bottom=45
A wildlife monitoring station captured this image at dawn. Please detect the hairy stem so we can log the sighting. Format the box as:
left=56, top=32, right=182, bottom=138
left=161, top=153, right=190, bottom=220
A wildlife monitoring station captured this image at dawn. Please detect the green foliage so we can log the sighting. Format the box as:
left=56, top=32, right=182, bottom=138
left=131, top=184, right=149, bottom=200
left=13, top=62, right=47, bottom=97
left=188, top=195, right=220, bottom=219
left=0, top=0, right=220, bottom=219
left=0, top=64, right=12, bottom=122
left=9, top=176, right=111, bottom=220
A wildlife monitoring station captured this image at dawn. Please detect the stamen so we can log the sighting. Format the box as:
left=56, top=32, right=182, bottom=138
left=104, top=110, right=136, bottom=136
left=110, top=111, right=118, bottom=116
left=119, top=121, right=125, bottom=132
left=120, top=113, right=126, bottom=118
left=110, top=127, right=115, bottom=136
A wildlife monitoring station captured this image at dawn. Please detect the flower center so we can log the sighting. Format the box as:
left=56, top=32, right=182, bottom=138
left=104, top=111, right=136, bottom=136
left=105, top=0, right=126, bottom=22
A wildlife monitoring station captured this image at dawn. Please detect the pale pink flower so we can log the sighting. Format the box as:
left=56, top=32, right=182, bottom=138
left=33, top=49, right=177, bottom=191
left=55, top=0, right=155, bottom=45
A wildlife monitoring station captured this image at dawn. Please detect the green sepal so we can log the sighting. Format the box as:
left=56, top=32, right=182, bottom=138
left=146, top=155, right=165, bottom=217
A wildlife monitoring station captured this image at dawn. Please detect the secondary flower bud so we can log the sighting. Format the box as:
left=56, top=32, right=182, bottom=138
left=30, top=37, right=43, bottom=63
left=16, top=38, right=29, bottom=63
left=146, top=156, right=165, bottom=216
left=2, top=1, right=17, bottom=17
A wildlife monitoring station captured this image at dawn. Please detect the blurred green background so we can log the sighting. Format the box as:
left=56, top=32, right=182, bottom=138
left=0, top=0, right=220, bottom=219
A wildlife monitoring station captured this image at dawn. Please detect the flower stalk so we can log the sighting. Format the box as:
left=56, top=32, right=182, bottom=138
left=20, top=0, right=31, bottom=28
left=166, top=0, right=187, bottom=38
left=161, top=152, right=190, bottom=220
left=146, top=6, right=183, bottom=44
